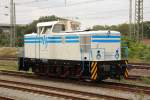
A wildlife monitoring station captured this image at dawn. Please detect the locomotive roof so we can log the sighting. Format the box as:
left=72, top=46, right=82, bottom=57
left=37, top=21, right=59, bottom=27
left=25, top=30, right=120, bottom=37
left=57, top=30, right=120, bottom=35
left=37, top=20, right=80, bottom=27
left=59, top=30, right=120, bottom=35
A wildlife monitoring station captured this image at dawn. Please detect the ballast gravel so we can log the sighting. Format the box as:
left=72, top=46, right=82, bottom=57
left=0, top=74, right=150, bottom=100
left=0, top=87, right=66, bottom=100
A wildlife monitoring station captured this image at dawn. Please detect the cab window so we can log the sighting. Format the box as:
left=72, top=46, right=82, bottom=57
left=42, top=26, right=52, bottom=34
left=38, top=27, right=43, bottom=34
left=71, top=24, right=80, bottom=30
left=52, top=24, right=65, bottom=33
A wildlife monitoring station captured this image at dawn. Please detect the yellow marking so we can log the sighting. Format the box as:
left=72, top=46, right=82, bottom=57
left=91, top=67, right=97, bottom=79
left=126, top=72, right=128, bottom=77
left=125, top=61, right=128, bottom=65
left=91, top=62, right=97, bottom=73
left=124, top=61, right=129, bottom=78
left=91, top=65, right=96, bottom=73
left=91, top=74, right=94, bottom=79
left=92, top=69, right=97, bottom=78
left=91, top=62, right=94, bottom=67
left=126, top=68, right=129, bottom=75
left=125, top=69, right=129, bottom=78
left=124, top=72, right=128, bottom=78
left=94, top=64, right=100, bottom=80
left=93, top=73, right=97, bottom=80
left=91, top=62, right=98, bottom=80
left=92, top=62, right=96, bottom=69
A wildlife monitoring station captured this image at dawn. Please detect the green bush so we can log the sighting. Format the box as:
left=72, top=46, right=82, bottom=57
left=122, top=37, right=150, bottom=63
left=140, top=76, right=150, bottom=84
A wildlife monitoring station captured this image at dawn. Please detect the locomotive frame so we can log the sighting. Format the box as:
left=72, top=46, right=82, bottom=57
left=19, top=57, right=128, bottom=81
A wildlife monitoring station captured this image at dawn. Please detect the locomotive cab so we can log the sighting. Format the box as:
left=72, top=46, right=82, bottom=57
left=37, top=20, right=80, bottom=34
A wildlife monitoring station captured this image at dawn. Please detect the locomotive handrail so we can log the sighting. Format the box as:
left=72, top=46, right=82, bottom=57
left=121, top=42, right=128, bottom=60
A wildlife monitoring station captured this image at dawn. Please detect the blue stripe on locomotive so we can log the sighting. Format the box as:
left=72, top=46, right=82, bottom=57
left=92, top=36, right=120, bottom=38
left=24, top=35, right=120, bottom=44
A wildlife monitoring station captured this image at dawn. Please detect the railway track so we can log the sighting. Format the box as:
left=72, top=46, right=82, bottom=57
left=127, top=75, right=142, bottom=80
left=0, top=70, right=150, bottom=97
left=130, top=63, right=150, bottom=66
left=0, top=96, right=14, bottom=100
left=0, top=70, right=35, bottom=78
left=0, top=70, right=149, bottom=81
left=0, top=57, right=17, bottom=61
left=102, top=81, right=150, bottom=95
left=128, top=63, right=150, bottom=70
left=0, top=79, right=127, bottom=100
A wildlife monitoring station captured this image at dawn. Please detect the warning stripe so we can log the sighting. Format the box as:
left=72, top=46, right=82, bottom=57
left=125, top=68, right=129, bottom=78
left=91, top=62, right=97, bottom=73
left=94, top=73, right=97, bottom=80
left=126, top=68, right=129, bottom=74
left=125, top=72, right=128, bottom=78
left=91, top=62, right=94, bottom=67
left=91, top=62, right=97, bottom=80
left=125, top=61, right=128, bottom=65
left=124, top=60, right=129, bottom=78
left=91, top=66, right=97, bottom=79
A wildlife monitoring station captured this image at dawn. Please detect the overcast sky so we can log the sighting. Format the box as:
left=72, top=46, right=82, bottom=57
left=0, top=0, right=150, bottom=28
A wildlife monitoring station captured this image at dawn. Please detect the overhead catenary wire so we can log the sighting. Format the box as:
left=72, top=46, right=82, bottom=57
left=0, top=0, right=149, bottom=28
left=15, top=0, right=48, bottom=5
left=15, top=0, right=103, bottom=9
left=1, top=0, right=150, bottom=15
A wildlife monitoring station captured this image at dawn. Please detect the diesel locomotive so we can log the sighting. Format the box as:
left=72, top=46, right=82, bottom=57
left=18, top=20, right=129, bottom=81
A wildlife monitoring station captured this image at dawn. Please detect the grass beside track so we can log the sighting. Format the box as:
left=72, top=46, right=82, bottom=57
left=0, top=60, right=18, bottom=71
left=0, top=47, right=20, bottom=71
left=140, top=76, right=150, bottom=84
left=0, top=47, right=18, bottom=58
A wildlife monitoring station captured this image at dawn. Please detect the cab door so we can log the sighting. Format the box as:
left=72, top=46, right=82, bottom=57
left=37, top=26, right=52, bottom=59
left=80, top=35, right=91, bottom=78
left=39, top=34, right=49, bottom=59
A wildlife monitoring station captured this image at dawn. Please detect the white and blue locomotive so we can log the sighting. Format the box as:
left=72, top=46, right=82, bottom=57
left=19, top=20, right=129, bottom=81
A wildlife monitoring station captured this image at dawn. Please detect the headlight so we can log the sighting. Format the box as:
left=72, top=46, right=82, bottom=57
left=96, top=50, right=101, bottom=60
left=115, top=50, right=119, bottom=59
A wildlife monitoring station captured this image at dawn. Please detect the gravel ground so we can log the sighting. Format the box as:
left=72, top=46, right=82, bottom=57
left=0, top=74, right=150, bottom=100
left=0, top=87, right=66, bottom=100
left=0, top=81, right=99, bottom=100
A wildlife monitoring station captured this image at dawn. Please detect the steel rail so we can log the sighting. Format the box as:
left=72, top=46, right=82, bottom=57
left=101, top=81, right=150, bottom=95
left=129, top=63, right=150, bottom=66
left=0, top=57, right=17, bottom=61
left=0, top=70, right=150, bottom=97
left=0, top=96, right=14, bottom=100
left=0, top=79, right=127, bottom=100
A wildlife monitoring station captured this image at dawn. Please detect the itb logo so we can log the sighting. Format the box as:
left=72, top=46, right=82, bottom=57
left=42, top=35, right=48, bottom=48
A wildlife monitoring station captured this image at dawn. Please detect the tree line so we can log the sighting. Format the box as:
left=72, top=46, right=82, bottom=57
left=0, top=15, right=150, bottom=62
left=0, top=15, right=150, bottom=47
left=92, top=22, right=150, bottom=38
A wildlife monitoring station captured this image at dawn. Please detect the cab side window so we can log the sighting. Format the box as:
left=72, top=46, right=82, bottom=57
left=52, top=24, right=65, bottom=33
left=38, top=27, right=43, bottom=34
left=43, top=26, right=52, bottom=34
